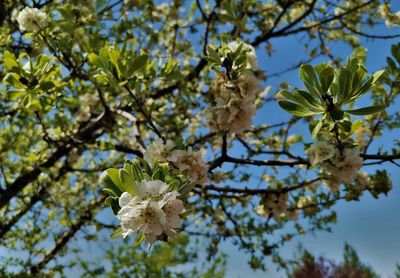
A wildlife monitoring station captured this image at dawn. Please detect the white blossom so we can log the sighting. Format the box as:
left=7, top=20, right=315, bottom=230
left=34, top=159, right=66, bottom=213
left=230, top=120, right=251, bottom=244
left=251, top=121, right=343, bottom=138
left=118, top=200, right=166, bottom=242
left=296, top=195, right=313, bottom=209
left=162, top=191, right=184, bottom=236
left=137, top=180, right=169, bottom=201
left=117, top=180, right=184, bottom=243
left=307, top=140, right=335, bottom=165
left=355, top=171, right=370, bottom=190
left=143, top=138, right=174, bottom=166
left=206, top=71, right=262, bottom=134
left=322, top=146, right=364, bottom=188
left=17, top=7, right=48, bottom=32
left=169, top=147, right=209, bottom=185
left=308, top=137, right=364, bottom=190
left=255, top=193, right=288, bottom=217
left=144, top=139, right=209, bottom=185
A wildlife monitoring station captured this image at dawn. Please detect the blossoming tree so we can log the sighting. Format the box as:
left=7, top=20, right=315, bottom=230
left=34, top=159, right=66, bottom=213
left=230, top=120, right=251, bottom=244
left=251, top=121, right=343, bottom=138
left=0, top=0, right=399, bottom=276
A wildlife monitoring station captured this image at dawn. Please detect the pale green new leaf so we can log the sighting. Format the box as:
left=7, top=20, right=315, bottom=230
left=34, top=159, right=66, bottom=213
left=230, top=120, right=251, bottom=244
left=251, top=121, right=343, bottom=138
left=278, top=101, right=320, bottom=117
left=299, top=64, right=323, bottom=98
left=111, top=227, right=122, bottom=239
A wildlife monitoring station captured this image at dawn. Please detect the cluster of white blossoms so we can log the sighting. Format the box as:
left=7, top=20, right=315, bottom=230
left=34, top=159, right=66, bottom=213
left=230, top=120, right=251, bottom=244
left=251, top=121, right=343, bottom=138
left=206, top=42, right=262, bottom=134
left=307, top=139, right=364, bottom=191
left=143, top=138, right=209, bottom=185
left=17, top=7, right=48, bottom=32
left=206, top=71, right=262, bottom=134
left=378, top=4, right=400, bottom=28
left=296, top=195, right=316, bottom=216
left=117, top=180, right=184, bottom=243
left=355, top=171, right=370, bottom=191
left=254, top=192, right=288, bottom=217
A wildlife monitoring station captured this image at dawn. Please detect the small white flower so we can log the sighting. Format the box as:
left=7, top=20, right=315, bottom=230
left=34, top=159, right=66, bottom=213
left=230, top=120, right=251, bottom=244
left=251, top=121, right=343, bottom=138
left=355, top=171, right=370, bottom=190
left=169, top=147, right=209, bottom=185
left=143, top=138, right=174, bottom=166
left=118, top=191, right=135, bottom=207
left=162, top=191, right=184, bottom=236
left=321, top=146, right=364, bottom=188
left=116, top=180, right=184, bottom=243
left=137, top=180, right=169, bottom=201
left=307, top=140, right=335, bottom=165
left=261, top=192, right=288, bottom=217
left=118, top=200, right=166, bottom=242
left=297, top=195, right=313, bottom=209
left=17, top=7, right=48, bottom=32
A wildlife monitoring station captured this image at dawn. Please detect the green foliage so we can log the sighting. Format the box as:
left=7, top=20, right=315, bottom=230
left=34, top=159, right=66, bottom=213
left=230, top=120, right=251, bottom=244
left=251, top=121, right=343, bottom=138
left=2, top=51, right=66, bottom=113
left=204, top=39, right=251, bottom=79
left=368, top=169, right=393, bottom=198
left=88, top=44, right=149, bottom=87
left=278, top=58, right=386, bottom=137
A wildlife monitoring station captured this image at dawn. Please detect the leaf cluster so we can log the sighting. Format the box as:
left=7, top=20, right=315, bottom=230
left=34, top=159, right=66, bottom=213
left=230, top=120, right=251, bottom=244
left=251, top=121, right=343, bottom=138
left=278, top=58, right=386, bottom=137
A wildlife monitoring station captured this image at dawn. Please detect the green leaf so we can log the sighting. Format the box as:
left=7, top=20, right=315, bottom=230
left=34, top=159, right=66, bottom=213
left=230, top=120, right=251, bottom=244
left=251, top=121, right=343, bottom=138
left=371, top=70, right=385, bottom=83
left=391, top=43, right=400, bottom=64
left=178, top=181, right=194, bottom=196
left=350, top=120, right=363, bottom=134
left=207, top=46, right=221, bottom=64
left=135, top=233, right=145, bottom=247
left=103, top=187, right=118, bottom=197
left=87, top=53, right=101, bottom=67
left=319, top=66, right=334, bottom=93
left=344, top=105, right=386, bottom=115
left=278, top=101, right=319, bottom=117
left=179, top=209, right=193, bottom=218
left=337, top=121, right=352, bottom=132
left=350, top=75, right=374, bottom=101
left=104, top=168, right=124, bottom=194
left=119, top=169, right=138, bottom=196
left=132, top=54, right=148, bottom=72
left=104, top=196, right=120, bottom=214
left=40, top=81, right=56, bottom=91
left=296, top=89, right=323, bottom=110
left=111, top=227, right=122, bottom=239
left=4, top=57, right=19, bottom=71
left=130, top=160, right=144, bottom=181
left=3, top=73, right=25, bottom=88
left=311, top=119, right=323, bottom=138
left=299, top=64, right=323, bottom=98
left=338, top=68, right=353, bottom=100
left=387, top=57, right=397, bottom=73
left=329, top=108, right=344, bottom=121
left=108, top=48, right=121, bottom=78
left=351, top=65, right=367, bottom=90
left=8, top=90, right=25, bottom=100
left=277, top=90, right=322, bottom=112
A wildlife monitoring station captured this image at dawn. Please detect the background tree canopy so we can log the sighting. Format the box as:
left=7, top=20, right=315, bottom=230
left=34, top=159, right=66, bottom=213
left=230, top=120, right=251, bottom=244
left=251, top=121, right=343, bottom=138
left=0, top=0, right=399, bottom=277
